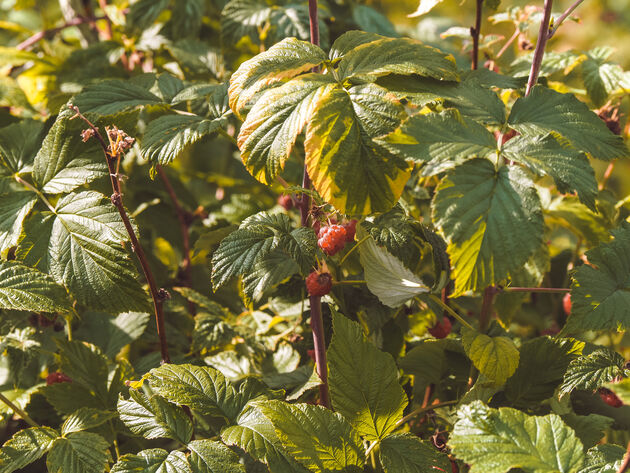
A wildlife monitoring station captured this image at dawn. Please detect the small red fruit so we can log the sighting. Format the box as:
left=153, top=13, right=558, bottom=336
left=317, top=225, right=347, bottom=256
left=343, top=220, right=357, bottom=242
left=46, top=372, right=72, bottom=385
left=597, top=387, right=623, bottom=408
left=306, top=270, right=333, bottom=297
left=563, top=293, right=572, bottom=316
left=428, top=316, right=452, bottom=339
left=278, top=194, right=293, bottom=210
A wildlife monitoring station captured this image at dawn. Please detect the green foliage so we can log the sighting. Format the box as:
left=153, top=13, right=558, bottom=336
left=1, top=0, right=630, bottom=471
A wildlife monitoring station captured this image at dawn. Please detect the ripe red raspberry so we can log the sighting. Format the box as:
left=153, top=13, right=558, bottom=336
left=278, top=194, right=293, bottom=210
left=597, top=387, right=623, bottom=408
left=306, top=270, right=333, bottom=296
left=46, top=372, right=72, bottom=385
left=428, top=316, right=452, bottom=339
left=563, top=293, right=572, bottom=316
left=343, top=220, right=357, bottom=242
left=317, top=225, right=347, bottom=255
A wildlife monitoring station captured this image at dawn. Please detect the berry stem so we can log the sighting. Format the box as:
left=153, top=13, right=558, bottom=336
left=428, top=294, right=475, bottom=331
left=0, top=392, right=39, bottom=428
left=69, top=105, right=171, bottom=364
left=332, top=280, right=366, bottom=286
left=501, top=286, right=570, bottom=293
left=338, top=235, right=370, bottom=266
left=303, top=0, right=330, bottom=409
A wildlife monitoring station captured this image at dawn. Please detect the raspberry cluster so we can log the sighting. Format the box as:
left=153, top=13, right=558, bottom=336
left=306, top=270, right=333, bottom=297
left=317, top=220, right=357, bottom=255
left=428, top=316, right=452, bottom=339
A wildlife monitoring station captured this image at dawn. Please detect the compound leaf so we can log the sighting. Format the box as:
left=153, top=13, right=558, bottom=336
left=0, top=192, right=37, bottom=257
left=46, top=432, right=110, bottom=473
left=580, top=444, right=626, bottom=473
left=560, top=348, right=628, bottom=397
left=449, top=401, right=584, bottom=473
left=61, top=408, right=117, bottom=436
left=111, top=449, right=191, bottom=473
left=72, top=79, right=163, bottom=116
left=328, top=311, right=408, bottom=441
left=188, top=440, right=245, bottom=473
left=433, top=159, right=543, bottom=296
left=0, top=427, right=58, bottom=473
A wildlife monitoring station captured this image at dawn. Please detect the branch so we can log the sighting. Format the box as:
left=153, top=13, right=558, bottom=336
left=69, top=105, right=171, bottom=364
left=479, top=286, right=499, bottom=332
left=156, top=165, right=195, bottom=316
left=471, top=0, right=484, bottom=70
left=16, top=14, right=109, bottom=50
left=617, top=441, right=630, bottom=473
left=548, top=0, right=586, bottom=39
left=500, top=286, right=569, bottom=294
left=0, top=392, right=39, bottom=428
left=526, top=0, right=554, bottom=95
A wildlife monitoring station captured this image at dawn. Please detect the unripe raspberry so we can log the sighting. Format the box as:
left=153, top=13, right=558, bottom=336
left=563, top=293, right=572, bottom=316
left=278, top=194, right=293, bottom=210
left=597, top=387, right=623, bottom=408
left=46, top=371, right=72, bottom=385
left=306, top=270, right=333, bottom=297
left=428, top=316, right=452, bottom=339
left=343, top=220, right=357, bottom=242
left=317, top=225, right=347, bottom=256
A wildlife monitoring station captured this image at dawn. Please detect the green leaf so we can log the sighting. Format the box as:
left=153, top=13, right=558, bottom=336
left=268, top=4, right=330, bottom=48
left=450, top=401, right=584, bottom=473
left=142, top=113, right=229, bottom=166
left=221, top=0, right=271, bottom=46
left=170, top=0, right=204, bottom=38
left=304, top=81, right=410, bottom=214
left=75, top=311, right=151, bottom=359
left=222, top=406, right=309, bottom=473
left=579, top=48, right=626, bottom=107
left=228, top=37, right=327, bottom=120
left=605, top=377, right=630, bottom=405
left=328, top=311, right=408, bottom=441
left=462, top=329, right=519, bottom=386
left=211, top=211, right=316, bottom=290
left=40, top=382, right=105, bottom=415
left=381, top=109, right=497, bottom=173
left=566, top=224, right=630, bottom=331
left=188, top=440, right=245, bottom=473
left=503, top=134, right=598, bottom=210
left=560, top=348, right=628, bottom=397
left=504, top=337, right=584, bottom=407
left=358, top=232, right=429, bottom=308
left=0, top=192, right=36, bottom=257
left=580, top=444, right=626, bottom=473
left=33, top=108, right=107, bottom=194
left=237, top=73, right=332, bottom=185
left=46, top=432, right=110, bottom=473
left=255, top=400, right=365, bottom=473
left=0, top=119, right=44, bottom=174
left=336, top=32, right=458, bottom=83
left=507, top=85, right=628, bottom=161
left=0, top=261, right=71, bottom=313
left=72, top=79, right=163, bottom=115
left=126, top=0, right=169, bottom=30
left=16, top=191, right=148, bottom=313
left=61, top=408, right=117, bottom=436
left=432, top=159, right=544, bottom=296
left=149, top=364, right=266, bottom=421
left=546, top=197, right=611, bottom=247
left=0, top=427, right=58, bottom=473
left=111, top=449, right=191, bottom=473
left=561, top=413, right=614, bottom=450
left=352, top=5, right=397, bottom=37
left=118, top=389, right=193, bottom=444
left=56, top=340, right=110, bottom=403
left=379, top=433, right=451, bottom=473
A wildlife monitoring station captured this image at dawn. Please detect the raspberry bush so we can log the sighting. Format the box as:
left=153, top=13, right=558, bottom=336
left=0, top=0, right=630, bottom=472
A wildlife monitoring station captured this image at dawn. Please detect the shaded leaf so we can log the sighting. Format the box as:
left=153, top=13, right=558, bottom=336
left=379, top=433, right=451, bottom=473
left=0, top=427, right=58, bottom=473
left=46, top=432, right=110, bottom=473
left=462, top=329, right=519, bottom=386
left=560, top=348, right=628, bottom=397
left=188, top=440, right=245, bottom=473
left=0, top=261, right=70, bottom=313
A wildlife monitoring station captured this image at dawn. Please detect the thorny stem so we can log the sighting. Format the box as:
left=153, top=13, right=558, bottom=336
left=0, top=392, right=39, bottom=428
left=501, top=286, right=569, bottom=293
left=16, top=14, right=110, bottom=50
left=548, top=0, right=586, bottom=39
left=471, top=0, right=484, bottom=70
left=303, top=0, right=330, bottom=409
left=69, top=105, right=171, bottom=364
left=617, top=441, right=630, bottom=473
left=156, top=165, right=195, bottom=316
left=428, top=294, right=475, bottom=331
left=526, top=0, right=554, bottom=95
